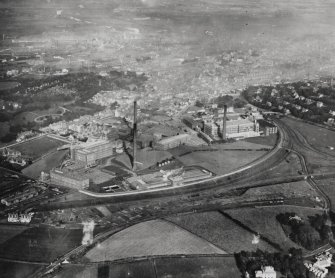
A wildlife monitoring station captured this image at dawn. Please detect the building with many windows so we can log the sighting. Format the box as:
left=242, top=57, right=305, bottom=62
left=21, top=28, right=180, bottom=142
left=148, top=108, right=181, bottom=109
left=73, top=140, right=115, bottom=166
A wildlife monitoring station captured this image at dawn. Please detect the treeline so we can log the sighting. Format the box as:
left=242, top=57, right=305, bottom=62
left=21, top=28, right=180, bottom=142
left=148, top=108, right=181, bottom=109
left=276, top=212, right=332, bottom=250
left=235, top=249, right=308, bottom=278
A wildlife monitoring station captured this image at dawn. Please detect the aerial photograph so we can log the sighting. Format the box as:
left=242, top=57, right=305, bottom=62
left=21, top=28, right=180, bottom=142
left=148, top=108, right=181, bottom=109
left=1, top=0, right=335, bottom=277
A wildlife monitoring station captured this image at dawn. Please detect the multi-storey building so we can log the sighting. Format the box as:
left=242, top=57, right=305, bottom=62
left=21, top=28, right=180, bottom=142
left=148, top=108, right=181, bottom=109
left=73, top=140, right=115, bottom=165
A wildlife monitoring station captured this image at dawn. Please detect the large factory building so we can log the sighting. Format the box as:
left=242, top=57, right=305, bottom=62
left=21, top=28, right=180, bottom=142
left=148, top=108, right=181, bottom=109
left=73, top=140, right=115, bottom=165
left=50, top=169, right=90, bottom=189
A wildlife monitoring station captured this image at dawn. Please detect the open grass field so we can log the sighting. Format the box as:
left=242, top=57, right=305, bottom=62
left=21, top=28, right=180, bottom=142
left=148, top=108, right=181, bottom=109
left=176, top=149, right=266, bottom=175
left=242, top=134, right=278, bottom=147
left=225, top=206, right=325, bottom=252
left=282, top=117, right=335, bottom=153
left=12, top=136, right=64, bottom=160
left=155, top=256, right=240, bottom=278
left=22, top=149, right=68, bottom=178
left=242, top=180, right=320, bottom=202
left=54, top=265, right=97, bottom=278
left=0, top=81, right=20, bottom=91
left=0, top=261, right=42, bottom=278
left=316, top=178, right=335, bottom=210
left=56, top=256, right=241, bottom=278
left=0, top=224, right=29, bottom=245
left=262, top=152, right=302, bottom=178
left=85, top=219, right=226, bottom=262
left=0, top=226, right=82, bottom=262
left=166, top=211, right=276, bottom=253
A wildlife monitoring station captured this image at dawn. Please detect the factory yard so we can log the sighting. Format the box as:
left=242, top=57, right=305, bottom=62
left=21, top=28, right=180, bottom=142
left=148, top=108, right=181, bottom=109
left=167, top=211, right=277, bottom=253
left=85, top=219, right=226, bottom=262
left=22, top=149, right=68, bottom=178
left=176, top=149, right=267, bottom=175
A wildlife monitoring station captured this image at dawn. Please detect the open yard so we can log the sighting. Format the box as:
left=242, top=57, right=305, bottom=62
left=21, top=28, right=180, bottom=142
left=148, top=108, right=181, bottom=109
left=166, top=211, right=276, bottom=253
left=241, top=133, right=278, bottom=147
left=0, top=226, right=82, bottom=262
left=12, top=135, right=64, bottom=160
left=175, top=149, right=267, bottom=175
left=22, top=149, right=68, bottom=178
left=85, top=219, right=226, bottom=262
left=225, top=206, right=325, bottom=252
left=115, top=149, right=172, bottom=171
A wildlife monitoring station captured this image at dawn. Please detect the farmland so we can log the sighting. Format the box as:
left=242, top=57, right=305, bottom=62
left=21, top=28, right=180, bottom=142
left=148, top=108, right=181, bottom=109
left=55, top=256, right=240, bottom=278
left=225, top=206, right=325, bottom=252
left=0, top=225, right=29, bottom=244
left=0, top=261, right=42, bottom=278
left=166, top=211, right=277, bottom=253
left=85, top=219, right=226, bottom=262
left=12, top=136, right=65, bottom=160
left=0, top=226, right=82, bottom=262
left=317, top=178, right=335, bottom=210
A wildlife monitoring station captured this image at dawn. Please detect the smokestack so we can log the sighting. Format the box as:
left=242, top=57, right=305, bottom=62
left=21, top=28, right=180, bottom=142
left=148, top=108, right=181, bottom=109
left=133, top=100, right=137, bottom=170
left=222, top=105, right=227, bottom=140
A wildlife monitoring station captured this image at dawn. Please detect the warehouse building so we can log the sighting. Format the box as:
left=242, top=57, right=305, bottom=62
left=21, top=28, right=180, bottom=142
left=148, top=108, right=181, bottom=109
left=50, top=169, right=90, bottom=189
left=155, top=134, right=190, bottom=150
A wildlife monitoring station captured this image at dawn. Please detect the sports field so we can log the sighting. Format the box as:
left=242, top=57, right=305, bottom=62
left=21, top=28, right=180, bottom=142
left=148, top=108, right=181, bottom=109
left=12, top=136, right=64, bottom=160
left=167, top=211, right=276, bottom=253
left=85, top=219, right=226, bottom=262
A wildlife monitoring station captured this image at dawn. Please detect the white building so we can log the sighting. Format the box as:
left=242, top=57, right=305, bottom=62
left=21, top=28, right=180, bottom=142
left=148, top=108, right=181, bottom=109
left=255, top=266, right=276, bottom=278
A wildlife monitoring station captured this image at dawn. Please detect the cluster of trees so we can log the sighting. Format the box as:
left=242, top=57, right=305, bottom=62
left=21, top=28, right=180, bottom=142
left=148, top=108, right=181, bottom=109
left=235, top=248, right=307, bottom=278
left=243, top=81, right=335, bottom=124
left=276, top=212, right=331, bottom=250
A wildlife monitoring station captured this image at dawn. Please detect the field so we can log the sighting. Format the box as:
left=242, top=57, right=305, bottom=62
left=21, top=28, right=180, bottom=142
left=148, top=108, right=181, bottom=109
left=0, top=261, right=42, bottom=278
left=56, top=256, right=241, bottom=278
left=0, top=226, right=82, bottom=262
left=225, top=206, right=325, bottom=252
left=317, top=178, right=335, bottom=210
left=242, top=134, right=278, bottom=147
left=282, top=117, right=335, bottom=153
left=242, top=180, right=320, bottom=202
left=154, top=256, right=240, bottom=278
left=166, top=211, right=276, bottom=253
left=22, top=149, right=68, bottom=178
left=12, top=136, right=65, bottom=160
left=176, top=149, right=267, bottom=175
left=85, top=219, right=226, bottom=262
left=0, top=82, right=20, bottom=91
left=0, top=225, right=29, bottom=245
